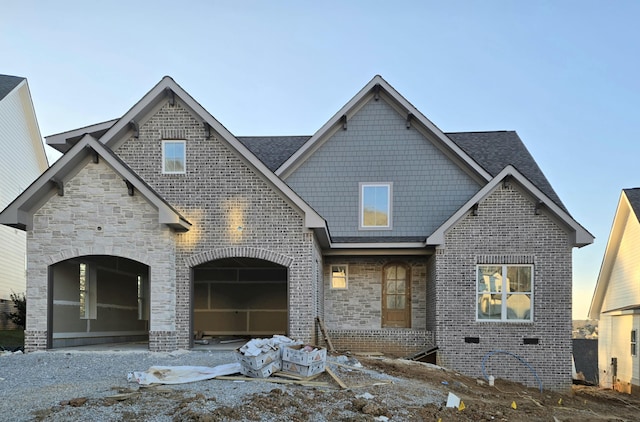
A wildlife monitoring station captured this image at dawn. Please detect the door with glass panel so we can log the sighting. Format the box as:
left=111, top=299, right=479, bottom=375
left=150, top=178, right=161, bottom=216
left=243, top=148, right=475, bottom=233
left=382, top=263, right=411, bottom=328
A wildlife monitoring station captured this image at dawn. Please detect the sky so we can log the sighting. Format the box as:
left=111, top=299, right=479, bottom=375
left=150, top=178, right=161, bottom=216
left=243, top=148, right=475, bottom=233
left=2, top=1, right=639, bottom=319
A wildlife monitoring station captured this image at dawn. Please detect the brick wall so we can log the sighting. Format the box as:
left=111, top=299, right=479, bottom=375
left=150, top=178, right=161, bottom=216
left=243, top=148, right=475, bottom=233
left=322, top=255, right=432, bottom=354
left=116, top=101, right=319, bottom=349
left=435, top=182, right=574, bottom=391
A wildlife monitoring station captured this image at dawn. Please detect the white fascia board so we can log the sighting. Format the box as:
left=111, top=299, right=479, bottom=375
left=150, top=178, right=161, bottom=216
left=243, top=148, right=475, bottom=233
left=276, top=75, right=492, bottom=182
left=99, top=76, right=326, bottom=232
left=588, top=192, right=630, bottom=318
left=427, top=165, right=595, bottom=248
left=328, top=242, right=426, bottom=249
left=324, top=247, right=432, bottom=257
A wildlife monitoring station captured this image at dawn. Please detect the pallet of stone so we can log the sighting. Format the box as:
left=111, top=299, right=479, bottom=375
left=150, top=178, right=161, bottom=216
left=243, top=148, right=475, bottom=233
left=234, top=346, right=280, bottom=370
left=282, top=344, right=327, bottom=366
left=239, top=360, right=282, bottom=378
left=281, top=360, right=326, bottom=377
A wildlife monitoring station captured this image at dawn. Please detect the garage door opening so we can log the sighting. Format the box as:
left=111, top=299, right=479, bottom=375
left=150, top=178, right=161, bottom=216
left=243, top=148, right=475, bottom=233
left=50, top=255, right=149, bottom=348
left=193, top=257, right=288, bottom=338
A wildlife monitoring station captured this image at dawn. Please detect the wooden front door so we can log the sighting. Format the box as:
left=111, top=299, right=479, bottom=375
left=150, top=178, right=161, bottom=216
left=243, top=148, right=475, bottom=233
left=382, top=263, right=411, bottom=328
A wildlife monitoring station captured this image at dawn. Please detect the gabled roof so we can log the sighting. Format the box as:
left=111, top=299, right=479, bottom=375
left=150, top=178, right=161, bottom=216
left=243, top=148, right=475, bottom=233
left=276, top=75, right=492, bottom=183
left=37, top=77, right=327, bottom=234
left=427, top=165, right=594, bottom=248
left=0, top=133, right=191, bottom=231
left=46, top=119, right=119, bottom=153
left=448, top=131, right=566, bottom=212
left=0, top=74, right=24, bottom=101
left=589, top=188, right=640, bottom=318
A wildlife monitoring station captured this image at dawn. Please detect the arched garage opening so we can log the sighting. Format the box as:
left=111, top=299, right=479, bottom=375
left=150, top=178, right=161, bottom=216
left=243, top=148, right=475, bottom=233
left=193, top=257, right=288, bottom=338
left=50, top=255, right=149, bottom=348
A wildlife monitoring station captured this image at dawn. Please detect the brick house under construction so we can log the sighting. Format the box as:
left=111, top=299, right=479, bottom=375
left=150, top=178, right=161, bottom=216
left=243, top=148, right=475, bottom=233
left=0, top=75, right=593, bottom=390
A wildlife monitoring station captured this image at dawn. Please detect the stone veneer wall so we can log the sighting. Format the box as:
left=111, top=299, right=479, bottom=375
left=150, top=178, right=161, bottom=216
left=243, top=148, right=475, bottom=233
left=26, top=159, right=176, bottom=351
left=322, top=256, right=432, bottom=355
left=115, top=101, right=318, bottom=349
left=434, top=183, right=574, bottom=391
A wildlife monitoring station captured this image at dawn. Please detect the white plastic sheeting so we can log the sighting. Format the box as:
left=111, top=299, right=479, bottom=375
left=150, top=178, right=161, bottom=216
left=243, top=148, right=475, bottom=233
left=127, top=362, right=241, bottom=385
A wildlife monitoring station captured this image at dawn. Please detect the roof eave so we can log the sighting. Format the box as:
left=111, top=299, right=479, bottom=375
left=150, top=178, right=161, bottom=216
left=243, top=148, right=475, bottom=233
left=426, top=165, right=594, bottom=248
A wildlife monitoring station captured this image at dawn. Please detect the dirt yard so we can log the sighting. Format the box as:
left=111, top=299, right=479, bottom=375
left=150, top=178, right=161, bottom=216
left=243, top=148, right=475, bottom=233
left=32, top=355, right=639, bottom=421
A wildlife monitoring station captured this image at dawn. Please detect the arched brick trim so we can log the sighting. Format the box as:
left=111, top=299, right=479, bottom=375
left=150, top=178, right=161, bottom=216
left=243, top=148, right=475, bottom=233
left=48, top=247, right=151, bottom=266
left=185, top=247, right=294, bottom=268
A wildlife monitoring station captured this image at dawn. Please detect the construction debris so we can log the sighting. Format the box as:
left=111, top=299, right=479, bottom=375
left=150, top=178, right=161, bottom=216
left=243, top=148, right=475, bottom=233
left=127, top=363, right=241, bottom=385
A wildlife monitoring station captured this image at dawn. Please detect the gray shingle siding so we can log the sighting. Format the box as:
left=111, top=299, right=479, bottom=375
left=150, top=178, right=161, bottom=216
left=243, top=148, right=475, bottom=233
left=285, top=98, right=481, bottom=238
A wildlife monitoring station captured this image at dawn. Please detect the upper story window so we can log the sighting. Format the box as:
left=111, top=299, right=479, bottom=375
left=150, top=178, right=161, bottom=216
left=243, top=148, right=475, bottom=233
left=330, top=265, right=348, bottom=290
left=477, top=264, right=533, bottom=322
left=162, top=140, right=186, bottom=174
left=360, top=183, right=392, bottom=229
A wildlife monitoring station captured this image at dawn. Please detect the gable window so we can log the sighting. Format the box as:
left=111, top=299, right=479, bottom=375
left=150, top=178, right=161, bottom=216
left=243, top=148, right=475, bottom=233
left=331, top=265, right=348, bottom=290
left=477, top=264, right=533, bottom=322
left=162, top=140, right=186, bottom=174
left=360, top=183, right=392, bottom=229
left=632, top=330, right=637, bottom=356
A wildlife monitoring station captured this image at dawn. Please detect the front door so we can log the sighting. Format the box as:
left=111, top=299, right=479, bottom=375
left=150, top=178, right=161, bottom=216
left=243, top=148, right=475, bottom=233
left=382, top=263, right=411, bottom=328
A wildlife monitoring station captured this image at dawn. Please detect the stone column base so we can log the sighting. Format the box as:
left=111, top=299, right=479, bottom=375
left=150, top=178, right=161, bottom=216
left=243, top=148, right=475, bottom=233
left=149, top=331, right=178, bottom=352
left=24, top=330, right=48, bottom=352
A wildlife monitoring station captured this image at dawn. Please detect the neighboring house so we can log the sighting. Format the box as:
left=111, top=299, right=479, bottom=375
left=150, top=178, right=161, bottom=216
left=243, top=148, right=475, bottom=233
left=0, top=74, right=48, bottom=329
left=589, top=188, right=640, bottom=393
left=0, top=75, right=593, bottom=390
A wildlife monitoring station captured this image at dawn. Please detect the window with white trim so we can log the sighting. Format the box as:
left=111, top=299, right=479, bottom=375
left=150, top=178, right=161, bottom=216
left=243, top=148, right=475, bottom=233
left=360, top=183, right=392, bottom=229
left=330, top=265, right=348, bottom=290
left=477, top=264, right=533, bottom=321
left=162, top=140, right=186, bottom=174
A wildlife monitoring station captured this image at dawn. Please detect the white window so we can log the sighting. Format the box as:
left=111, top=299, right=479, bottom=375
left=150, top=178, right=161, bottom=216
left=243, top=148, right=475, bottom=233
left=162, top=140, right=186, bottom=174
left=330, top=265, right=348, bottom=290
left=477, top=264, right=533, bottom=322
left=632, top=330, right=637, bottom=356
left=360, top=183, right=392, bottom=229
left=79, top=263, right=97, bottom=319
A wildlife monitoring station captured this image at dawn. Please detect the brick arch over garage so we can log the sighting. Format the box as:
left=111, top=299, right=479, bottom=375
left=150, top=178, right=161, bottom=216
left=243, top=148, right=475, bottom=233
left=47, top=246, right=152, bottom=267
left=184, top=247, right=294, bottom=268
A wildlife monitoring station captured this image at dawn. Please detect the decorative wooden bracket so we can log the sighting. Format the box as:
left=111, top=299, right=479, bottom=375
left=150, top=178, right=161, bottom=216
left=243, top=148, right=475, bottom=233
left=51, top=178, right=64, bottom=196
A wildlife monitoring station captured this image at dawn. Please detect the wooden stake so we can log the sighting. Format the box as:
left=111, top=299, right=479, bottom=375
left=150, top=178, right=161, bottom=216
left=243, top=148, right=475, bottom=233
left=326, top=367, right=348, bottom=389
left=316, top=317, right=336, bottom=353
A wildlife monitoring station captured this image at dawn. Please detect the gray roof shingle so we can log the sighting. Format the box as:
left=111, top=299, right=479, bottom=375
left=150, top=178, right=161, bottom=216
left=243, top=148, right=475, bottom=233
left=447, top=131, right=567, bottom=211
left=0, top=74, right=24, bottom=101
left=237, top=136, right=310, bottom=171
left=624, top=188, right=640, bottom=221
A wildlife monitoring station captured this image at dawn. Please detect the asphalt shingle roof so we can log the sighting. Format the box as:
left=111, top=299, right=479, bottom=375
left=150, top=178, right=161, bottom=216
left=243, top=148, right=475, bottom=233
left=447, top=131, right=567, bottom=211
left=0, top=74, right=24, bottom=101
left=237, top=136, right=310, bottom=171
left=624, top=188, right=640, bottom=221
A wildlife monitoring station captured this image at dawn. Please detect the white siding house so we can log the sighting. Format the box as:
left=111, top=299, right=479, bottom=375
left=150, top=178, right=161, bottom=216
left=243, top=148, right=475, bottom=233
left=590, top=188, right=640, bottom=393
left=0, top=74, right=48, bottom=328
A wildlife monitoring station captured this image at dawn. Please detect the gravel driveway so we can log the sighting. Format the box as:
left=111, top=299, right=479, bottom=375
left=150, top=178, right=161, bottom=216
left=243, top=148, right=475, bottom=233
left=0, top=349, right=282, bottom=421
left=1, top=348, right=445, bottom=421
